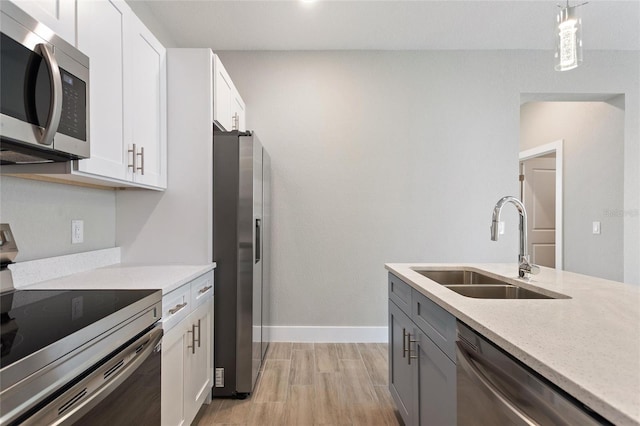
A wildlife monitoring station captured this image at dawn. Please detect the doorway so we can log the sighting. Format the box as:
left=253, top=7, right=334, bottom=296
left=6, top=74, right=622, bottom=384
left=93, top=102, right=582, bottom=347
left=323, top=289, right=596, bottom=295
left=519, top=141, right=563, bottom=269
left=519, top=96, right=625, bottom=281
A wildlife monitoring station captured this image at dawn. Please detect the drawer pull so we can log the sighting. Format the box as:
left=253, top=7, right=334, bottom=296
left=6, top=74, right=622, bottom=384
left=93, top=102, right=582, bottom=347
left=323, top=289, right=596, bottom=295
left=402, top=328, right=408, bottom=358
left=168, top=302, right=187, bottom=315
left=407, top=333, right=418, bottom=365
left=198, top=285, right=213, bottom=294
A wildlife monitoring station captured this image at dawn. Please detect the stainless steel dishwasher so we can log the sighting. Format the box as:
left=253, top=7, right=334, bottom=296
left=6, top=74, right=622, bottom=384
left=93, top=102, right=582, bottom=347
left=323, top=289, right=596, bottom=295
left=456, top=321, right=610, bottom=426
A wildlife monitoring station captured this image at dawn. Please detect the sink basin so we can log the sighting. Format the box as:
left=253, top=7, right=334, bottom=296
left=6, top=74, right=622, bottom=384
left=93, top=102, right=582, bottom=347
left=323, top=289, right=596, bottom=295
left=444, top=284, right=554, bottom=299
left=413, top=268, right=568, bottom=300
left=415, top=269, right=508, bottom=285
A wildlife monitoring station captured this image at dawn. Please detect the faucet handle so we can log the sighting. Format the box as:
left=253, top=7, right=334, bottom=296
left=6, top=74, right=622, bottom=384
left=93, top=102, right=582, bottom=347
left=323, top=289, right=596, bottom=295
left=518, top=256, right=540, bottom=277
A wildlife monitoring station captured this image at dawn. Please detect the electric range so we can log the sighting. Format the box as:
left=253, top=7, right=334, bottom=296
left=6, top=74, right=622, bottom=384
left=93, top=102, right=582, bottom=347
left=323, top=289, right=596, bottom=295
left=0, top=287, right=162, bottom=424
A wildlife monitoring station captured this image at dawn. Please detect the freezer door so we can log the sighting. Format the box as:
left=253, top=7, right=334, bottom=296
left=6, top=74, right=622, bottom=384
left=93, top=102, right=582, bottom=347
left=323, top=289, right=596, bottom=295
left=237, top=135, right=263, bottom=393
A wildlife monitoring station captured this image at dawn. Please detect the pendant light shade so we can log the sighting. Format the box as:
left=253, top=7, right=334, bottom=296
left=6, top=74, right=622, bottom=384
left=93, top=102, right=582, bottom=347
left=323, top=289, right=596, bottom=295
left=555, top=2, right=585, bottom=71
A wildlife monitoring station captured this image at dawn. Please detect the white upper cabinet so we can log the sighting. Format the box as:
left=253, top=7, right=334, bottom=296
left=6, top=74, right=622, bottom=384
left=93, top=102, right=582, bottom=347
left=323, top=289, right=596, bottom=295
left=213, top=54, right=246, bottom=131
left=232, top=92, right=246, bottom=132
left=126, top=14, right=167, bottom=188
left=75, top=0, right=167, bottom=190
left=76, top=0, right=128, bottom=181
left=12, top=0, right=76, bottom=44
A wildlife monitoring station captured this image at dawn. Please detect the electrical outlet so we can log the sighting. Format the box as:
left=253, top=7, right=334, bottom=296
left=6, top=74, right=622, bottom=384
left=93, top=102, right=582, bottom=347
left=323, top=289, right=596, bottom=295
left=215, top=368, right=225, bottom=387
left=71, top=220, right=84, bottom=244
left=499, top=221, right=505, bottom=235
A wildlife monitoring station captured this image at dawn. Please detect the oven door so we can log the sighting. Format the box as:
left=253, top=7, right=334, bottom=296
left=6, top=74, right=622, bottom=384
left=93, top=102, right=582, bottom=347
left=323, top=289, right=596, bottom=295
left=20, top=325, right=162, bottom=426
left=0, top=4, right=89, bottom=161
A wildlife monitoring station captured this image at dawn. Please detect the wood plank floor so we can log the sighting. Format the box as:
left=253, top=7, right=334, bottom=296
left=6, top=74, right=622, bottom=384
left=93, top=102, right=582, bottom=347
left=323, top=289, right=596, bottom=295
left=194, top=343, right=402, bottom=426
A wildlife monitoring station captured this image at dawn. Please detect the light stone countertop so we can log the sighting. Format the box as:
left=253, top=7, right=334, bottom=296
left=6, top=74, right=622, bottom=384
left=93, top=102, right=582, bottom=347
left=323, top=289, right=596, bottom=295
left=385, top=263, right=640, bottom=426
left=21, top=263, right=216, bottom=295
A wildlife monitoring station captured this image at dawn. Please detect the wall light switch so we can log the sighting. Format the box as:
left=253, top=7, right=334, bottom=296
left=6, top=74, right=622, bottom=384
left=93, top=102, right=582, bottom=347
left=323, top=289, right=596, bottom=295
left=72, top=220, right=84, bottom=244
left=592, top=221, right=601, bottom=235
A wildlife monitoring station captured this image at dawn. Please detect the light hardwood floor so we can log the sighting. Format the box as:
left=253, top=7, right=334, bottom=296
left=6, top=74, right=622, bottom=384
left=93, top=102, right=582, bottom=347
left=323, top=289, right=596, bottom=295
left=194, top=342, right=402, bottom=426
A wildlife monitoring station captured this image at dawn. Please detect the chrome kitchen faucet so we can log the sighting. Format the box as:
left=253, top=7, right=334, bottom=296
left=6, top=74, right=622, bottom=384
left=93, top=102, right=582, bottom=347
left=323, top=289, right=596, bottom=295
left=490, top=196, right=540, bottom=278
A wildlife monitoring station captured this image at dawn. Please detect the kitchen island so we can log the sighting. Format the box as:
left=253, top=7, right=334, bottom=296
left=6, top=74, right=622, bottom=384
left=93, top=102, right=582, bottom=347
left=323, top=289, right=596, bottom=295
left=386, top=263, right=640, bottom=426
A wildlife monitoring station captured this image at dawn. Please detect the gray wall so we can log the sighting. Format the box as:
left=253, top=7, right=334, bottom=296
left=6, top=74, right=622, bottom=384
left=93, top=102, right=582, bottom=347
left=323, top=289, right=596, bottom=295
left=0, top=176, right=116, bottom=261
left=520, top=101, right=625, bottom=281
left=217, top=50, right=640, bottom=328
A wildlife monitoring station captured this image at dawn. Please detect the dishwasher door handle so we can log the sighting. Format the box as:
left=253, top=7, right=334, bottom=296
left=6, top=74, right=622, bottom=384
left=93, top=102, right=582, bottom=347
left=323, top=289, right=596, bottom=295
left=456, top=341, right=537, bottom=426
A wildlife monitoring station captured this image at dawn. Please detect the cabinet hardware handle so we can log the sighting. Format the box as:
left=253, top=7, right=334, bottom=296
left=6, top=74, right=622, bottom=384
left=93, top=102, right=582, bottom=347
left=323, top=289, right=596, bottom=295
left=168, top=302, right=187, bottom=315
left=187, top=327, right=195, bottom=354
left=407, top=333, right=418, bottom=365
left=195, top=319, right=201, bottom=348
left=128, top=144, right=137, bottom=172
left=198, top=285, right=213, bottom=294
left=232, top=112, right=239, bottom=130
left=402, top=328, right=407, bottom=358
left=136, top=146, right=145, bottom=175
left=188, top=320, right=201, bottom=354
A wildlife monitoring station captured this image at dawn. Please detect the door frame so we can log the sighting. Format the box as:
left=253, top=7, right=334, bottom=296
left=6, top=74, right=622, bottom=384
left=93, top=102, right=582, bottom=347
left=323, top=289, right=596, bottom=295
left=519, top=140, right=563, bottom=270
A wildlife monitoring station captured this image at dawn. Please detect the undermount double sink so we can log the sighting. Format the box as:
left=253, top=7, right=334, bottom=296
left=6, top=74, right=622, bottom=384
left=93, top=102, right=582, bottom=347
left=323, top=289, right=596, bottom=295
left=414, top=269, right=568, bottom=300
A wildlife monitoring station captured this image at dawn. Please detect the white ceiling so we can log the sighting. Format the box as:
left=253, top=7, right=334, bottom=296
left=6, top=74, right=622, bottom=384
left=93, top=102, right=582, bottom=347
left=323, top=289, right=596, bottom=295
left=133, top=0, right=640, bottom=51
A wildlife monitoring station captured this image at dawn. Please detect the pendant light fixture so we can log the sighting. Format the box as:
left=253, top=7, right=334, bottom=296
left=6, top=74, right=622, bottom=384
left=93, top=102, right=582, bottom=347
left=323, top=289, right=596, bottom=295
left=555, top=1, right=588, bottom=71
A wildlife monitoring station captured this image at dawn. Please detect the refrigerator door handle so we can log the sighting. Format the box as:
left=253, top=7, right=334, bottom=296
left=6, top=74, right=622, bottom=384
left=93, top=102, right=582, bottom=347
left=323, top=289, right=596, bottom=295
left=255, top=218, right=261, bottom=263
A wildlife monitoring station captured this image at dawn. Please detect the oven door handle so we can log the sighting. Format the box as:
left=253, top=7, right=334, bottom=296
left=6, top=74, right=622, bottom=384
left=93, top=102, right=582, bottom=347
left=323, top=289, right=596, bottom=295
left=23, top=326, right=163, bottom=425
left=34, top=43, right=63, bottom=147
left=456, top=341, right=537, bottom=426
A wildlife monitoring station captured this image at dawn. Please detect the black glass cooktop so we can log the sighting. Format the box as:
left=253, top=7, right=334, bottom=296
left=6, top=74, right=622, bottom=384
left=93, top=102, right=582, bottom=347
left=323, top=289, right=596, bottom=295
left=0, top=289, right=157, bottom=369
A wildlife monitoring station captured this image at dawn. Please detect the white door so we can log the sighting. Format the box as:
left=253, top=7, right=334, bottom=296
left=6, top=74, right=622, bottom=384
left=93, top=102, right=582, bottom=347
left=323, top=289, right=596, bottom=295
left=520, top=156, right=556, bottom=268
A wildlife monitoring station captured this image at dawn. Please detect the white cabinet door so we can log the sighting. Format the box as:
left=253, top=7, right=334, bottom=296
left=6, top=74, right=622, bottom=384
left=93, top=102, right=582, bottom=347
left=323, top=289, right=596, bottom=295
left=161, top=321, right=187, bottom=426
left=126, top=14, right=167, bottom=189
left=213, top=55, right=233, bottom=131
left=184, top=298, right=213, bottom=425
left=76, top=0, right=128, bottom=181
left=12, top=0, right=76, bottom=44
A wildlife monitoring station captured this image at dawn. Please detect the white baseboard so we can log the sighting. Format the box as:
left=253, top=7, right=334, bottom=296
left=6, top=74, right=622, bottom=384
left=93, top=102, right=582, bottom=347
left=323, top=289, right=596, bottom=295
left=265, top=326, right=388, bottom=343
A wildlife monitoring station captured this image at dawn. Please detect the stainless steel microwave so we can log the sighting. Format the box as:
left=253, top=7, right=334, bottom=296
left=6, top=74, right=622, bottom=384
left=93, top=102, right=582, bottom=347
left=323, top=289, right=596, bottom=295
left=0, top=2, right=89, bottom=164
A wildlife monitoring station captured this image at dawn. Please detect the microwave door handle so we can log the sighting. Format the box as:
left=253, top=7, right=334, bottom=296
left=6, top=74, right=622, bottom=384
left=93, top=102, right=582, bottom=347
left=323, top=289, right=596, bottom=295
left=35, top=43, right=62, bottom=146
left=456, top=341, right=537, bottom=426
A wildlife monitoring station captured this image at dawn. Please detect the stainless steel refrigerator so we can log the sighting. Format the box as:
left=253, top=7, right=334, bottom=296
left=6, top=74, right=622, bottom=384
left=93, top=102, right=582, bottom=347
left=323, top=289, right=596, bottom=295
left=212, top=129, right=270, bottom=398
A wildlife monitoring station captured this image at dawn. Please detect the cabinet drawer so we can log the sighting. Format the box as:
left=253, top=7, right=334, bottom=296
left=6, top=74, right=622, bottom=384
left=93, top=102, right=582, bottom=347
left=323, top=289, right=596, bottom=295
left=412, top=289, right=456, bottom=362
left=190, top=271, right=214, bottom=309
left=162, top=284, right=191, bottom=332
left=389, top=274, right=412, bottom=315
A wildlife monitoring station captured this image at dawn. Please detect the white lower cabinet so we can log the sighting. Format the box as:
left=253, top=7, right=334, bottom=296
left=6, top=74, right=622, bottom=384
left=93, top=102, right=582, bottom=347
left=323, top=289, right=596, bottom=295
left=161, top=271, right=214, bottom=426
left=184, top=300, right=213, bottom=421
